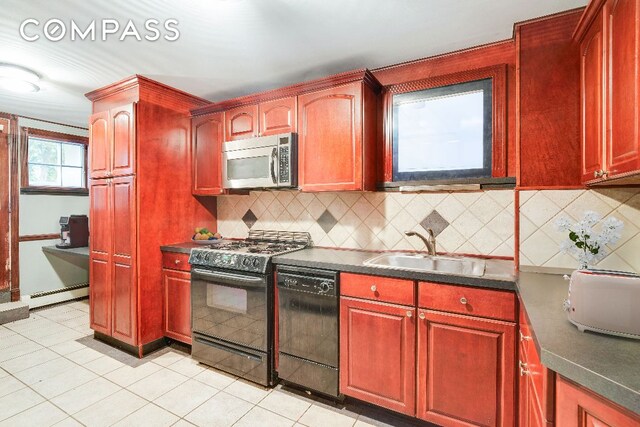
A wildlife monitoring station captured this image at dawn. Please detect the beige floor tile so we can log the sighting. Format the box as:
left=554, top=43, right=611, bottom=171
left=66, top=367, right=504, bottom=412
left=153, top=378, right=218, bottom=417
left=84, top=354, right=125, bottom=375
left=0, top=348, right=60, bottom=373
left=0, top=375, right=26, bottom=399
left=13, top=357, right=77, bottom=386
left=0, top=401, right=67, bottom=427
left=298, top=404, right=358, bottom=427
left=224, top=378, right=271, bottom=404
left=259, top=390, right=313, bottom=421
left=19, top=324, right=71, bottom=340
left=4, top=315, right=48, bottom=332
left=50, top=377, right=121, bottom=415
left=0, top=333, right=29, bottom=349
left=151, top=350, right=187, bottom=367
left=64, top=347, right=104, bottom=365
left=104, top=361, right=162, bottom=387
left=184, top=391, right=253, bottom=427
left=0, top=326, right=16, bottom=339
left=235, top=406, right=295, bottom=427
left=31, top=365, right=98, bottom=399
left=0, top=368, right=7, bottom=379
left=172, top=420, right=197, bottom=427
left=74, top=389, right=147, bottom=427
left=113, top=403, right=179, bottom=427
left=52, top=417, right=83, bottom=427
left=166, top=357, right=206, bottom=377
left=0, top=339, right=42, bottom=362
left=0, top=387, right=45, bottom=422
left=32, top=329, right=84, bottom=347
left=49, top=339, right=87, bottom=355
left=193, top=367, right=236, bottom=389
left=127, top=368, right=189, bottom=401
left=59, top=316, right=89, bottom=330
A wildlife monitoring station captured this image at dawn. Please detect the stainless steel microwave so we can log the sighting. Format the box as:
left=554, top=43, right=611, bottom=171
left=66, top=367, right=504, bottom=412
left=222, top=133, right=296, bottom=189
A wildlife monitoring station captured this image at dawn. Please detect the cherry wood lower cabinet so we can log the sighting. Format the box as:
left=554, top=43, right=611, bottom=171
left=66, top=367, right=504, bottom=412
left=162, top=268, right=191, bottom=345
left=417, top=310, right=516, bottom=427
left=339, top=297, right=416, bottom=416
left=556, top=376, right=640, bottom=427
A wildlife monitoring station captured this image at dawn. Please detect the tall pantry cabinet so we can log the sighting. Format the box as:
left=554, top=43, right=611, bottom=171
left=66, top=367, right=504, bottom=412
left=85, top=76, right=216, bottom=356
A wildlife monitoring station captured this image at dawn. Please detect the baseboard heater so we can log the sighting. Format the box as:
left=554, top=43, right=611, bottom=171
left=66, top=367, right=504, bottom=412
left=29, top=283, right=89, bottom=308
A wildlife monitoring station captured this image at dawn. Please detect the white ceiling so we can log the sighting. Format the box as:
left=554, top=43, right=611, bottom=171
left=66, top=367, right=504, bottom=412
left=0, top=0, right=587, bottom=128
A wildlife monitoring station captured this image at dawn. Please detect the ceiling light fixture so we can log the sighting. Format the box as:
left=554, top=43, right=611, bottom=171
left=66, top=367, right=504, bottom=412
left=0, top=63, right=40, bottom=93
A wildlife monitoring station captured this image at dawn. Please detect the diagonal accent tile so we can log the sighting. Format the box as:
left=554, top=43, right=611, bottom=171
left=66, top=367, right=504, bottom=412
left=420, top=210, right=449, bottom=237
left=241, top=209, right=258, bottom=229
left=317, top=209, right=338, bottom=234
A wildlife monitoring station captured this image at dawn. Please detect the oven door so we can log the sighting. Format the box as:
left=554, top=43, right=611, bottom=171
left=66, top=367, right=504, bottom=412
left=191, top=268, right=268, bottom=352
left=222, top=145, right=278, bottom=189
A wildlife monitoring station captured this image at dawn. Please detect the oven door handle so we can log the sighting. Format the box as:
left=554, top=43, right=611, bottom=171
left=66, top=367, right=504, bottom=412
left=194, top=336, right=262, bottom=362
left=192, top=268, right=266, bottom=287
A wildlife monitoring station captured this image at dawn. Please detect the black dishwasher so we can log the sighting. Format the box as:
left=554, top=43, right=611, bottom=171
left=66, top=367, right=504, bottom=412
left=276, top=265, right=340, bottom=398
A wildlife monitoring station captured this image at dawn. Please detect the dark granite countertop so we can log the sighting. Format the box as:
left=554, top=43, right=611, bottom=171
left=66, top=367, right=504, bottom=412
left=272, top=247, right=516, bottom=290
left=160, top=242, right=202, bottom=254
left=42, top=245, right=89, bottom=259
left=518, top=272, right=640, bottom=414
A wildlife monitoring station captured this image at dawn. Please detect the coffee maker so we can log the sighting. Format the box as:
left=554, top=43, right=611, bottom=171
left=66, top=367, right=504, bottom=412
left=56, top=215, right=89, bottom=249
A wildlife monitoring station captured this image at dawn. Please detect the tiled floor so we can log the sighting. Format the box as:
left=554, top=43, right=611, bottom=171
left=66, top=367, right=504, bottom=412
left=0, top=300, right=428, bottom=427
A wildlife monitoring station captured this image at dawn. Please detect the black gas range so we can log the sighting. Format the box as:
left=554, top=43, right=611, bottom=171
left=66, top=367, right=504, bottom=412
left=189, top=230, right=311, bottom=386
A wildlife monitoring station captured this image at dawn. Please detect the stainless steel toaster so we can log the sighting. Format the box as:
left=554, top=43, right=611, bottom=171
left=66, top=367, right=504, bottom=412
left=564, top=269, right=640, bottom=339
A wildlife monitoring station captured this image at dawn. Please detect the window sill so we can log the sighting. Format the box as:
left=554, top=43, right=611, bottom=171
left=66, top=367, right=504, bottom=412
left=20, top=187, right=89, bottom=196
left=379, top=177, right=516, bottom=192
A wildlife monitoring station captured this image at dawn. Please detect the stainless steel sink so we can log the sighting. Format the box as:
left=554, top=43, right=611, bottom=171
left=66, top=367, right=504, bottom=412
left=363, top=253, right=486, bottom=277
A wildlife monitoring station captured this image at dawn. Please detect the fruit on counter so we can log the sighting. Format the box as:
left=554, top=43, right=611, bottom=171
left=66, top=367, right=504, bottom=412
left=193, top=228, right=222, bottom=241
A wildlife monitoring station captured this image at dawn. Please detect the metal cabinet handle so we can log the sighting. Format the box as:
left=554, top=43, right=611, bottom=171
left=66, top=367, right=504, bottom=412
left=174, top=259, right=181, bottom=265
left=460, top=297, right=468, bottom=305
left=520, top=331, right=532, bottom=342
left=419, top=312, right=426, bottom=320
left=370, top=285, right=377, bottom=292
left=519, top=361, right=530, bottom=376
left=406, top=311, right=412, bottom=318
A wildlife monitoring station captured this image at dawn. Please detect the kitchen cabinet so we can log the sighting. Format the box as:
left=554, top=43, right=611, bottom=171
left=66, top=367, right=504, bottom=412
left=340, top=297, right=416, bottom=416
left=89, top=176, right=137, bottom=345
left=162, top=251, right=191, bottom=345
left=89, top=104, right=135, bottom=179
left=192, top=112, right=224, bottom=195
left=416, top=282, right=516, bottom=427
left=86, top=75, right=215, bottom=356
left=577, top=0, right=640, bottom=184
left=259, top=96, right=296, bottom=136
left=556, top=376, right=640, bottom=426
left=518, top=303, right=554, bottom=427
left=298, top=77, right=379, bottom=192
left=225, top=104, right=258, bottom=141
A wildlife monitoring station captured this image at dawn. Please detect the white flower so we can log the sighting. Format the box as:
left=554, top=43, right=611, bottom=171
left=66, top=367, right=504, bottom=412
left=554, top=217, right=572, bottom=232
left=582, top=211, right=602, bottom=226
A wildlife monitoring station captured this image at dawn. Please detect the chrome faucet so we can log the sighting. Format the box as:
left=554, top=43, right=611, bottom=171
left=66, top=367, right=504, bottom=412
left=405, top=229, right=437, bottom=256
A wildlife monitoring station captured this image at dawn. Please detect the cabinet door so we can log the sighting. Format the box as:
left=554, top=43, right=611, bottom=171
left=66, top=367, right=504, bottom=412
left=163, top=269, right=192, bottom=344
left=417, top=310, right=516, bottom=427
left=340, top=297, right=416, bottom=416
left=110, top=175, right=137, bottom=346
left=298, top=82, right=363, bottom=191
left=225, top=104, right=258, bottom=141
left=89, top=180, right=111, bottom=335
left=110, top=104, right=136, bottom=177
left=606, top=0, right=640, bottom=178
left=89, top=111, right=110, bottom=179
left=556, top=376, right=640, bottom=427
left=259, top=97, right=296, bottom=136
left=192, top=113, right=224, bottom=195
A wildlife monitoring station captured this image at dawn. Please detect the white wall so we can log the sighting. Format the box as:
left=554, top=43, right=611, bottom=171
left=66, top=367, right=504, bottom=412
left=18, top=118, right=90, bottom=296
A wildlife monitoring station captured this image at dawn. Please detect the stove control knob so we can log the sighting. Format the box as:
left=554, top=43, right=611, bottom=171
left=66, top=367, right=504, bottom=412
left=242, top=258, right=250, bottom=267
left=252, top=258, right=260, bottom=267
left=319, top=282, right=332, bottom=293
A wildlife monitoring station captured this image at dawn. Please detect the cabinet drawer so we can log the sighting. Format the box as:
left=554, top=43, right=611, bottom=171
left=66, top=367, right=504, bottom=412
left=418, top=282, right=516, bottom=322
left=340, top=273, right=414, bottom=306
left=162, top=252, right=190, bottom=272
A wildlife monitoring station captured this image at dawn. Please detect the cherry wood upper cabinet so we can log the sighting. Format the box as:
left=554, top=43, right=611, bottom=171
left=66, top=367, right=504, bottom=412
left=259, top=96, right=296, bottom=136
left=576, top=0, right=640, bottom=184
left=556, top=376, right=640, bottom=427
left=580, top=9, right=605, bottom=183
left=192, top=112, right=224, bottom=195
left=110, top=104, right=136, bottom=177
left=340, top=297, right=416, bottom=416
left=416, top=310, right=516, bottom=426
left=225, top=104, right=258, bottom=141
left=89, top=111, right=110, bottom=179
left=298, top=77, right=379, bottom=192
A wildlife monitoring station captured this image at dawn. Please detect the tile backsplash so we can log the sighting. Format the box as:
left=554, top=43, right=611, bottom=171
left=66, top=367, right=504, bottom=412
left=519, top=188, right=640, bottom=273
left=217, top=190, right=515, bottom=257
